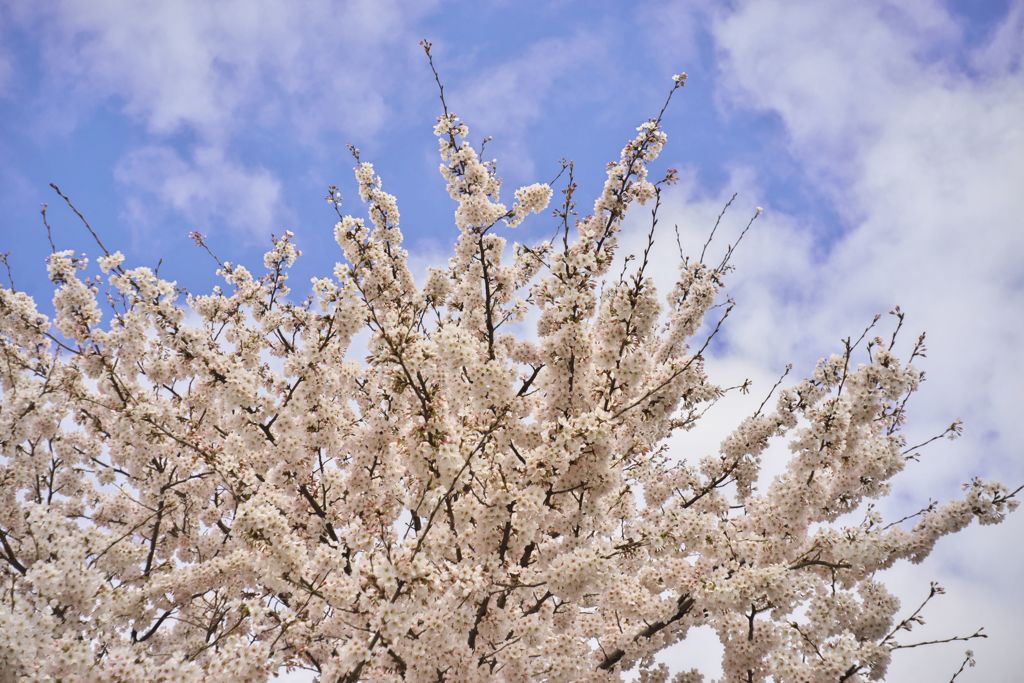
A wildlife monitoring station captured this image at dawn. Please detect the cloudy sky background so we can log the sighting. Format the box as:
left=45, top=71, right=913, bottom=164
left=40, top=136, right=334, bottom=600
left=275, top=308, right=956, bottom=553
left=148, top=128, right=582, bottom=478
left=1, top=0, right=1022, bottom=679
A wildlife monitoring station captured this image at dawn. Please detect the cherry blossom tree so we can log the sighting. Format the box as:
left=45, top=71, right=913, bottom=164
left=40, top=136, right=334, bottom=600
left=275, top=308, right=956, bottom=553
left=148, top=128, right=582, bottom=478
left=0, top=43, right=1018, bottom=682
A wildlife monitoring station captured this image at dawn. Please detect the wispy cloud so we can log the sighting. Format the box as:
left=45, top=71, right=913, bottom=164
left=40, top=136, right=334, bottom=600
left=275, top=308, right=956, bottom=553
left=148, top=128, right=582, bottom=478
left=0, top=45, right=11, bottom=98
left=15, top=0, right=437, bottom=142
left=451, top=31, right=608, bottom=178
left=115, top=145, right=285, bottom=242
left=636, top=0, right=713, bottom=71
left=972, top=1, right=1024, bottom=75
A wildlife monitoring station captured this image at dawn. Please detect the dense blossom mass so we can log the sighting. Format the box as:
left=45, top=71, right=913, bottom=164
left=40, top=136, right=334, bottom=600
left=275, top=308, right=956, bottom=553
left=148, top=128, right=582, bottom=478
left=0, top=47, right=1018, bottom=682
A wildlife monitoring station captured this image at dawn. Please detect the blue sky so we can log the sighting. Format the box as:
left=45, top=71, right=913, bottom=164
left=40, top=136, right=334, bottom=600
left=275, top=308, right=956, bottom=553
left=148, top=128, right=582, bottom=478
left=0, top=1, right=1012, bottom=294
left=0, top=0, right=879, bottom=295
left=1, top=1, right=1023, bottom=679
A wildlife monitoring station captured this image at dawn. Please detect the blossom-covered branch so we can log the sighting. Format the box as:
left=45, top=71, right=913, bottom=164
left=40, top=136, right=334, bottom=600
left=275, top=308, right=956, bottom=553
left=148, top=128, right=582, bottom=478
left=0, top=45, right=1017, bottom=683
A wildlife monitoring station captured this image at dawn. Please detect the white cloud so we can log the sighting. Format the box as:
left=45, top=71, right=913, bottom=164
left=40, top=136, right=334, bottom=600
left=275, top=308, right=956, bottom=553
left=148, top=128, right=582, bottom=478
left=10, top=0, right=440, bottom=243
left=115, top=145, right=285, bottom=242
left=711, top=0, right=961, bottom=164
left=710, top=0, right=1024, bottom=462
left=15, top=0, right=436, bottom=142
left=620, top=0, right=1024, bottom=678
left=636, top=0, right=714, bottom=72
left=622, top=2, right=1024, bottom=679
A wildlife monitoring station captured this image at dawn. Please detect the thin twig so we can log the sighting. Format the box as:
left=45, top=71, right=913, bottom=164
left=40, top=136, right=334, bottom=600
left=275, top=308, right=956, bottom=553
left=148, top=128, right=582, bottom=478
left=0, top=253, right=14, bottom=291
left=49, top=183, right=115, bottom=259
left=699, top=192, right=736, bottom=264
left=40, top=203, right=57, bottom=253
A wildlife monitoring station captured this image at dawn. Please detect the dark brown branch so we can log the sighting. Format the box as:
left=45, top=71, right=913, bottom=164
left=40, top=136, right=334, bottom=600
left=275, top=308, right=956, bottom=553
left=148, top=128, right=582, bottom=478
left=132, top=608, right=175, bottom=643
left=142, top=500, right=165, bottom=578
left=0, top=528, right=27, bottom=575
left=597, top=594, right=694, bottom=670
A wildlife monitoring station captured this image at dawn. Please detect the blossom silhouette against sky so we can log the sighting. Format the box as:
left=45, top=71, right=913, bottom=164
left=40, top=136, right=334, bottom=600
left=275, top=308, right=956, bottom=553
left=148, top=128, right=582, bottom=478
left=1, top=1, right=1022, bottom=679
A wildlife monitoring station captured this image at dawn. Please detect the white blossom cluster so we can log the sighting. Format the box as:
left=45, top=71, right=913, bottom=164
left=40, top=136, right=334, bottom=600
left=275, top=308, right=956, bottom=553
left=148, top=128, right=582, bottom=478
left=0, top=73, right=1018, bottom=682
